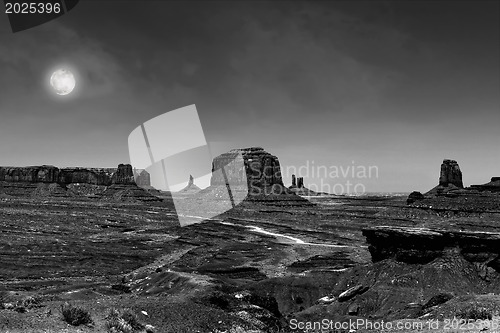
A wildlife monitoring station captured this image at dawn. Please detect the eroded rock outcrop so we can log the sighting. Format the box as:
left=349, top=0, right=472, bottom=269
left=407, top=159, right=500, bottom=209
left=289, top=174, right=322, bottom=196
left=439, top=159, right=463, bottom=188
left=178, top=175, right=201, bottom=194
left=174, top=147, right=313, bottom=226
left=210, top=147, right=284, bottom=192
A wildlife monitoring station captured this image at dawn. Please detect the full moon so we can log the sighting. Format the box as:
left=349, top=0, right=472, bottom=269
left=50, top=69, right=76, bottom=96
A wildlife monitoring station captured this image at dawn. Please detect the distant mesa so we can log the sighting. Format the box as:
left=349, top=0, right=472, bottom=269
left=0, top=164, right=159, bottom=202
left=407, top=158, right=500, bottom=206
left=0, top=163, right=142, bottom=186
left=470, top=177, right=500, bottom=193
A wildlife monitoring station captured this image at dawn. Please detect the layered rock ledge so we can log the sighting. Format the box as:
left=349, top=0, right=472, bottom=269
left=362, top=226, right=500, bottom=268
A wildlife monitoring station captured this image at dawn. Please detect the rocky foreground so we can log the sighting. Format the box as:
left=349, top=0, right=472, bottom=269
left=0, top=151, right=499, bottom=332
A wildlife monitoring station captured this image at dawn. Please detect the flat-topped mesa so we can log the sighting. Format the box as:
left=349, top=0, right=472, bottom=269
left=0, top=164, right=149, bottom=186
left=439, top=159, right=463, bottom=188
left=210, top=147, right=285, bottom=193
left=470, top=177, right=500, bottom=193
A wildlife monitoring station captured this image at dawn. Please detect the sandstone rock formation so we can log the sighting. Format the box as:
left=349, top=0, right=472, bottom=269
left=178, top=175, right=201, bottom=194
left=289, top=174, right=304, bottom=189
left=111, top=164, right=135, bottom=185
left=288, top=174, right=322, bottom=196
left=0, top=164, right=149, bottom=186
left=470, top=177, right=500, bottom=193
left=210, top=147, right=284, bottom=192
left=408, top=159, right=500, bottom=207
left=439, top=159, right=463, bottom=188
left=174, top=147, right=313, bottom=226
left=0, top=164, right=158, bottom=201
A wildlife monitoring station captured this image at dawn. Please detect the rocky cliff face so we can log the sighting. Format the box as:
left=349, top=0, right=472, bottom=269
left=439, top=159, right=463, bottom=188
left=210, top=147, right=285, bottom=193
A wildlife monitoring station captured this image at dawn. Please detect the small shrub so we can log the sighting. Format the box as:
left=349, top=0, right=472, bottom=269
left=456, top=304, right=493, bottom=320
left=17, top=296, right=43, bottom=309
left=121, top=308, right=145, bottom=331
left=105, top=308, right=146, bottom=333
left=61, top=303, right=93, bottom=326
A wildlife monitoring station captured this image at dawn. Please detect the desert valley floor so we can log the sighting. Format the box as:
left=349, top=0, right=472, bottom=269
left=1, top=188, right=500, bottom=333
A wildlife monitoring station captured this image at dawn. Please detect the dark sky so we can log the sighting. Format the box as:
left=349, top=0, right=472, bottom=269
left=0, top=1, right=498, bottom=193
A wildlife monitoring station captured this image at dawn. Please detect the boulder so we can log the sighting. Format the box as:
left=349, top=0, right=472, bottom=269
left=407, top=191, right=424, bottom=204
left=317, top=295, right=336, bottom=305
left=348, top=303, right=360, bottom=315
left=338, top=284, right=368, bottom=302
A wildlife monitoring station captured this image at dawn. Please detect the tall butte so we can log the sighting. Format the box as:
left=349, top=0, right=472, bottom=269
left=439, top=159, right=464, bottom=188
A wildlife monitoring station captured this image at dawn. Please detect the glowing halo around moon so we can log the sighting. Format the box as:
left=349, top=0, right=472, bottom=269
left=50, top=69, right=76, bottom=96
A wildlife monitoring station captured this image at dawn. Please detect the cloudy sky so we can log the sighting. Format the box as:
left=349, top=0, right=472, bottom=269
left=0, top=1, right=498, bottom=193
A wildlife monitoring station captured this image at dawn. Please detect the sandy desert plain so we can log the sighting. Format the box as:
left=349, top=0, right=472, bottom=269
left=1, top=148, right=500, bottom=333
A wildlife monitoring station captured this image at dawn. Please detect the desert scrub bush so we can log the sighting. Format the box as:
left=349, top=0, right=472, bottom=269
left=105, top=307, right=147, bottom=333
left=456, top=303, right=493, bottom=320
left=60, top=302, right=93, bottom=326
left=17, top=295, right=43, bottom=309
